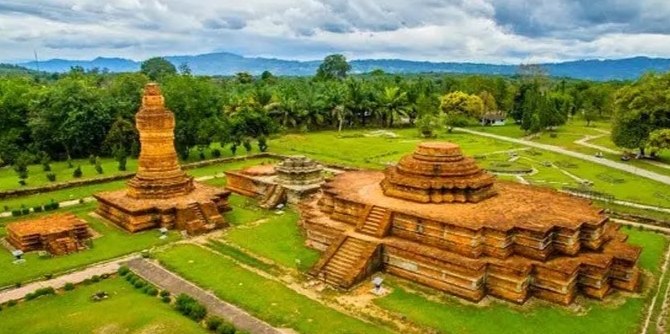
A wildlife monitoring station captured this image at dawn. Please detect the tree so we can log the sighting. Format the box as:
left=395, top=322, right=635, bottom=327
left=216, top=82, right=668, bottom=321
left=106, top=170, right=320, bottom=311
left=612, top=72, right=670, bottom=156
left=260, top=71, right=276, bottom=83
left=439, top=91, right=484, bottom=118
left=140, top=57, right=177, bottom=81
left=234, top=72, right=254, bottom=84
left=378, top=86, right=409, bottom=127
left=103, top=117, right=138, bottom=157
left=316, top=54, right=351, bottom=81
left=648, top=129, right=670, bottom=155
left=478, top=90, right=498, bottom=113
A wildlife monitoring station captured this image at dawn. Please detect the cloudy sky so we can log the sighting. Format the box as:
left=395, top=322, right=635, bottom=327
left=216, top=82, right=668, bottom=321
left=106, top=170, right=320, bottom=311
left=2, top=0, right=670, bottom=63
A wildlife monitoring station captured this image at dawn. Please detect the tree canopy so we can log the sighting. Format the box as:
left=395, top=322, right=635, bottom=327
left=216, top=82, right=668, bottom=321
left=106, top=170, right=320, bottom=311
left=316, top=54, right=351, bottom=81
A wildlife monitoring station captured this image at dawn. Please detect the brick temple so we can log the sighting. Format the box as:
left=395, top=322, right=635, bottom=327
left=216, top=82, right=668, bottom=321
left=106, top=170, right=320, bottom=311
left=225, top=155, right=325, bottom=208
left=6, top=213, right=90, bottom=255
left=94, top=83, right=231, bottom=235
left=300, top=142, right=641, bottom=305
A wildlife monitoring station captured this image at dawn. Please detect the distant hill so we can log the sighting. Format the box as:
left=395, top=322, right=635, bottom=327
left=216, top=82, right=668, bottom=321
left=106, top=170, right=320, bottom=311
left=0, top=63, right=39, bottom=76
left=16, top=53, right=670, bottom=80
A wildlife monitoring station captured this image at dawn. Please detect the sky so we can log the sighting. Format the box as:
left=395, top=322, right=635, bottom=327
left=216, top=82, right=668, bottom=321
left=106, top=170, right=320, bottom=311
left=2, top=0, right=670, bottom=64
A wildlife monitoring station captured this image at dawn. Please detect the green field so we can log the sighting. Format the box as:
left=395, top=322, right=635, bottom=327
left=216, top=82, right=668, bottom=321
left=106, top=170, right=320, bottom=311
left=374, top=229, right=669, bottom=334
left=0, top=278, right=208, bottom=334
left=156, top=244, right=395, bottom=334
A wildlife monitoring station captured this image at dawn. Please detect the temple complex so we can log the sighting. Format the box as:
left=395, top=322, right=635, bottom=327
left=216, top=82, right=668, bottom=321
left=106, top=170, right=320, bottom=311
left=6, top=213, right=90, bottom=255
left=225, top=155, right=324, bottom=209
left=94, top=83, right=231, bottom=235
left=299, top=142, right=641, bottom=305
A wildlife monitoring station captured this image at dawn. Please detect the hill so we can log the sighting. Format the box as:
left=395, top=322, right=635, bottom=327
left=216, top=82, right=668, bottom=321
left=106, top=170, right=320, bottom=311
left=16, top=53, right=670, bottom=80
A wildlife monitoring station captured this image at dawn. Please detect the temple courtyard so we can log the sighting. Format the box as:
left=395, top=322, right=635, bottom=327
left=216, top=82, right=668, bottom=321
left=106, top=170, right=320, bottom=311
left=2, top=127, right=670, bottom=333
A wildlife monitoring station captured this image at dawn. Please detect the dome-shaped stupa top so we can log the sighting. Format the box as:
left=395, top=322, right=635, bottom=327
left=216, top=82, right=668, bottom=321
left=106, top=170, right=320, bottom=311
left=380, top=142, right=496, bottom=203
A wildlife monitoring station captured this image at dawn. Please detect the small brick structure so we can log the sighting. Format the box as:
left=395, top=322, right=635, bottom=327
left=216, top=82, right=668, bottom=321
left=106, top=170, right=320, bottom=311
left=6, top=213, right=90, bottom=256
left=298, top=142, right=641, bottom=306
left=225, top=155, right=325, bottom=209
left=94, top=83, right=231, bottom=235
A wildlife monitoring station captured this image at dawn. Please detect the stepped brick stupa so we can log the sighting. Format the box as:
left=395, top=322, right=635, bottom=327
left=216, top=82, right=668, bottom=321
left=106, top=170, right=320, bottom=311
left=94, top=83, right=231, bottom=235
left=225, top=155, right=325, bottom=209
left=7, top=213, right=90, bottom=255
left=300, top=142, right=641, bottom=305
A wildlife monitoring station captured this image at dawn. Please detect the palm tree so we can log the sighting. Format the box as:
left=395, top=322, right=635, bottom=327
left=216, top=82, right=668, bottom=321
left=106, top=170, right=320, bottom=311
left=378, top=86, right=409, bottom=128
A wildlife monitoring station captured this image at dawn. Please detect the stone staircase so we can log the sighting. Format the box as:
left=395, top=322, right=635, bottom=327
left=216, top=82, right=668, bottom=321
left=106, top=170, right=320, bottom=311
left=357, top=206, right=388, bottom=236
left=310, top=236, right=380, bottom=289
left=187, top=202, right=215, bottom=233
left=45, top=237, right=79, bottom=256
left=259, top=184, right=286, bottom=209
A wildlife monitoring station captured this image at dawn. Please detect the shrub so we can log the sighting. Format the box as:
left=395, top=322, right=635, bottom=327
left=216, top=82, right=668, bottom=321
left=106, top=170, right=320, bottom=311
left=79, top=198, right=85, bottom=204
left=161, top=295, right=171, bottom=303
left=199, top=151, right=206, bottom=160
left=73, top=166, right=82, bottom=178
left=95, top=163, right=103, bottom=175
left=91, top=275, right=101, bottom=283
left=18, top=179, right=27, bottom=186
left=134, top=280, right=147, bottom=289
left=211, top=149, right=221, bottom=158
left=100, top=273, right=110, bottom=280
left=14, top=282, right=21, bottom=288
left=159, top=290, right=170, bottom=297
left=118, top=266, right=130, bottom=276
left=82, top=278, right=93, bottom=285
left=258, top=136, right=268, bottom=152
left=44, top=273, right=53, bottom=280
left=147, top=287, right=159, bottom=296
left=34, top=287, right=55, bottom=297
left=33, top=205, right=43, bottom=213
left=175, top=294, right=207, bottom=321
left=42, top=162, right=51, bottom=172
left=243, top=140, right=252, bottom=153
left=6, top=300, right=17, bottom=307
left=216, top=323, right=236, bottom=334
left=21, top=208, right=30, bottom=215
left=206, top=316, right=224, bottom=330
left=11, top=210, right=21, bottom=217
left=46, top=172, right=56, bottom=182
left=25, top=292, right=36, bottom=301
left=63, top=283, right=75, bottom=291
left=230, top=145, right=237, bottom=156
left=89, top=154, right=96, bottom=165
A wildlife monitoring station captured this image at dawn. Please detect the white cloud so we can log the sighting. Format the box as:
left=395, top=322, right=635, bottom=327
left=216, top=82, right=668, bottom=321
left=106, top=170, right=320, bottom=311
left=0, top=0, right=669, bottom=63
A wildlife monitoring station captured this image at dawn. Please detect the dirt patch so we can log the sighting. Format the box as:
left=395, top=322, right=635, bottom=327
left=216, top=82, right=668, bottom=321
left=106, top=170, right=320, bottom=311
left=93, top=323, right=129, bottom=334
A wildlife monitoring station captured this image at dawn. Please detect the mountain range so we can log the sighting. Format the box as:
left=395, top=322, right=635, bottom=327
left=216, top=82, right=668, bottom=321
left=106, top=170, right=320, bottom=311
left=15, top=52, right=670, bottom=81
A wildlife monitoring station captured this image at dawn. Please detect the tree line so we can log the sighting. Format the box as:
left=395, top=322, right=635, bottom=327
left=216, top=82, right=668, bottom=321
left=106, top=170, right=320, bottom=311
left=1, top=54, right=664, bottom=169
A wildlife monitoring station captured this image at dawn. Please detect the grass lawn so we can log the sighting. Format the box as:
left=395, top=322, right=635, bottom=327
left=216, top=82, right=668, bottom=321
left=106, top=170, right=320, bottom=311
left=156, top=244, right=395, bottom=334
left=0, top=203, right=180, bottom=288
left=0, top=278, right=208, bottom=334
left=223, top=194, right=271, bottom=226
left=374, top=229, right=668, bottom=334
left=223, top=209, right=320, bottom=270
left=1, top=158, right=272, bottom=211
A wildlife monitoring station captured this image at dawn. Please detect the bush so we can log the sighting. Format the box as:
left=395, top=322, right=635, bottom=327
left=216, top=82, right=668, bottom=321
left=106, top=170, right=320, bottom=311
left=175, top=294, right=208, bottom=321
left=44, top=200, right=59, bottom=211
left=21, top=208, right=30, bottom=215
left=91, top=275, right=101, bottom=283
left=134, top=280, right=147, bottom=289
left=243, top=140, right=252, bottom=153
left=64, top=283, right=75, bottom=291
left=42, top=162, right=51, bottom=172
left=206, top=316, right=224, bottom=330
left=34, top=287, right=55, bottom=297
left=25, top=292, right=36, bottom=301
left=89, top=154, right=96, bottom=165
left=146, top=287, right=159, bottom=296
left=159, top=290, right=170, bottom=297
left=216, top=323, right=236, bottom=334
left=199, top=151, right=206, bottom=160
left=82, top=278, right=93, bottom=285
left=258, top=136, right=268, bottom=152
left=6, top=300, right=17, bottom=307
left=73, top=166, right=82, bottom=178
left=44, top=273, right=53, bottom=280
left=211, top=149, right=221, bottom=158
left=46, top=172, right=56, bottom=182
left=33, top=205, right=43, bottom=213
left=161, top=295, right=171, bottom=303
left=230, top=145, right=237, bottom=156
left=11, top=210, right=21, bottom=217
left=118, top=266, right=130, bottom=276
left=95, top=163, right=103, bottom=175
left=18, top=179, right=27, bottom=186
left=14, top=282, right=21, bottom=288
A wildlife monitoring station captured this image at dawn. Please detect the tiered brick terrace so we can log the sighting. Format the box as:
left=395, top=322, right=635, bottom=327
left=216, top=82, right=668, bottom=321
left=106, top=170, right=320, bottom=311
left=6, top=213, right=90, bottom=255
left=94, top=83, right=231, bottom=235
left=300, top=142, right=641, bottom=305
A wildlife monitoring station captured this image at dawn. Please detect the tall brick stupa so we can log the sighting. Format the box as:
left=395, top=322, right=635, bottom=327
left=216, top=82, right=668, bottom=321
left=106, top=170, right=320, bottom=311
left=94, top=83, right=231, bottom=235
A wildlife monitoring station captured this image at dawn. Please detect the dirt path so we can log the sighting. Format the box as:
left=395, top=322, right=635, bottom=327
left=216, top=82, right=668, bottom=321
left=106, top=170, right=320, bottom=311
left=127, top=257, right=283, bottom=334
left=456, top=127, right=670, bottom=186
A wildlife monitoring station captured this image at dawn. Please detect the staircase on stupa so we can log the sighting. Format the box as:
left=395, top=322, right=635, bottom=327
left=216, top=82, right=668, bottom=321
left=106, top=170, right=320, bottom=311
left=309, top=235, right=381, bottom=288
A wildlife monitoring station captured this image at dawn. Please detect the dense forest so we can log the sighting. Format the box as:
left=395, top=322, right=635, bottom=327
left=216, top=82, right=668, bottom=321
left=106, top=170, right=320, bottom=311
left=0, top=55, right=668, bottom=171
